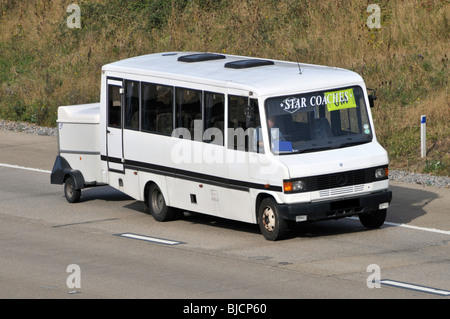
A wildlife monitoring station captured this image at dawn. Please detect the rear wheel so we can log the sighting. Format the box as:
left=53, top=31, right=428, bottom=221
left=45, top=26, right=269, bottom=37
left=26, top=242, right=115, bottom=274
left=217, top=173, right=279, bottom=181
left=148, top=184, right=177, bottom=222
left=258, top=198, right=288, bottom=241
left=64, top=176, right=81, bottom=203
left=359, top=209, right=387, bottom=228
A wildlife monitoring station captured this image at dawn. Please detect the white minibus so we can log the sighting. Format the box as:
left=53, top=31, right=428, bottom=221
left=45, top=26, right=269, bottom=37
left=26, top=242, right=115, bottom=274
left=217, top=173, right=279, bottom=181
left=51, top=52, right=392, bottom=240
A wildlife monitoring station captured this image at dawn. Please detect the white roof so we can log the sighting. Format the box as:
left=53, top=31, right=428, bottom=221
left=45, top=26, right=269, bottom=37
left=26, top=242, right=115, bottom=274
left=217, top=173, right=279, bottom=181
left=102, top=52, right=364, bottom=97
left=58, top=103, right=100, bottom=124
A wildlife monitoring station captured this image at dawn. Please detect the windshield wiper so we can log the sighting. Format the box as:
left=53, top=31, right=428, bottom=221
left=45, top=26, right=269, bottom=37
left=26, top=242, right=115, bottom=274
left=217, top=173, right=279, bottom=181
left=292, top=140, right=371, bottom=154
left=294, top=146, right=334, bottom=154
left=338, top=140, right=370, bottom=148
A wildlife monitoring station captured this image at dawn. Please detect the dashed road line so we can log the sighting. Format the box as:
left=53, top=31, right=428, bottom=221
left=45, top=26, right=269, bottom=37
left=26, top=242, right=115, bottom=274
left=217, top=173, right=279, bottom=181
left=380, top=279, right=450, bottom=296
left=117, top=233, right=183, bottom=245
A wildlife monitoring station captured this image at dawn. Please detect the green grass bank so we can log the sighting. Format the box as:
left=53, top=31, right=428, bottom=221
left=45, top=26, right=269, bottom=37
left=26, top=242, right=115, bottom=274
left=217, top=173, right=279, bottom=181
left=0, top=0, right=448, bottom=175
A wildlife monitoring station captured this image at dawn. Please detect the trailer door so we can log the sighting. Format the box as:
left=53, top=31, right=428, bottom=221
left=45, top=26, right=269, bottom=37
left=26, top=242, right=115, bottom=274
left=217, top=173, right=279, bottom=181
left=106, top=80, right=124, bottom=173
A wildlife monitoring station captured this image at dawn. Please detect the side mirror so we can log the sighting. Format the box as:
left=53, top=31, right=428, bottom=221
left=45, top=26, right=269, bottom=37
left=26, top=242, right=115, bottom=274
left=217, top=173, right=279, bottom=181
left=367, top=89, right=377, bottom=108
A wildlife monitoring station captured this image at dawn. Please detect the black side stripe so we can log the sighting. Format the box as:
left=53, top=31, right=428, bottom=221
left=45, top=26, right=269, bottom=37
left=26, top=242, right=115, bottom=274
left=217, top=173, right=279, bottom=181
left=101, top=155, right=283, bottom=193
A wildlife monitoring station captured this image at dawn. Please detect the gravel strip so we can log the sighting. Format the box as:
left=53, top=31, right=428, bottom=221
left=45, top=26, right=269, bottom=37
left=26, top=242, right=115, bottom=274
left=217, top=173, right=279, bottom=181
left=389, top=170, right=449, bottom=189
left=0, top=120, right=57, bottom=137
left=0, top=120, right=448, bottom=188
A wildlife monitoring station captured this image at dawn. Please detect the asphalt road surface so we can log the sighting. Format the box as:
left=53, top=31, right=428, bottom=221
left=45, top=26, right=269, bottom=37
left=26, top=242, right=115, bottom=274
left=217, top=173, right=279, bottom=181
left=0, top=130, right=449, bottom=303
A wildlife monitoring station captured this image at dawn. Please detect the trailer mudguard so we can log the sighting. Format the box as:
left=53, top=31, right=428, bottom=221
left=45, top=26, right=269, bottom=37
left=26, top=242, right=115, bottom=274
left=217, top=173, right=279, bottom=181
left=50, top=155, right=85, bottom=190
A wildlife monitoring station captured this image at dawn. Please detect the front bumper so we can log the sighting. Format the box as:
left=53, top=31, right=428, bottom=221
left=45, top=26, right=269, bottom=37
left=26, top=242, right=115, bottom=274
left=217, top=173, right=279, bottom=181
left=278, top=190, right=392, bottom=222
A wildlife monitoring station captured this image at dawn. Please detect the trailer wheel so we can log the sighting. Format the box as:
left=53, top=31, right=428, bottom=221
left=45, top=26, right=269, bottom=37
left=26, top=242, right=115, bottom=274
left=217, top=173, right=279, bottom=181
left=64, top=176, right=81, bottom=203
left=358, top=209, right=387, bottom=228
left=148, top=184, right=177, bottom=222
left=258, top=198, right=288, bottom=241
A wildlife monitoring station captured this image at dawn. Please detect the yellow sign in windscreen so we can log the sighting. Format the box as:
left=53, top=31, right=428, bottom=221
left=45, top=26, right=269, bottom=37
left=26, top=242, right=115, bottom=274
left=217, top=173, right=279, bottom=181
left=325, top=88, right=357, bottom=112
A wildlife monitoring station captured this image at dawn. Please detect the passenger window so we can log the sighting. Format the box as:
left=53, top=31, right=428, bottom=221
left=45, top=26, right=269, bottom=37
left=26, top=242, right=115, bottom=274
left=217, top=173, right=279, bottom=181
left=124, top=80, right=140, bottom=130
left=108, top=85, right=122, bottom=128
left=175, top=88, right=202, bottom=140
left=203, top=92, right=224, bottom=145
left=141, top=82, right=173, bottom=135
left=227, top=95, right=261, bottom=152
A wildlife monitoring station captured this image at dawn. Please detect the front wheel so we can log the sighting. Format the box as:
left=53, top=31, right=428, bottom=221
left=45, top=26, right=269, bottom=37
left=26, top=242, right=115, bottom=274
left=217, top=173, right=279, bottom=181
left=358, top=209, right=387, bottom=228
left=258, top=198, right=288, bottom=241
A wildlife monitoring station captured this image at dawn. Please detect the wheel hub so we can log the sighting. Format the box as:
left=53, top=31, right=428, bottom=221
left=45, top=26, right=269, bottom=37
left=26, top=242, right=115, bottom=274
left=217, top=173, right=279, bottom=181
left=262, top=207, right=276, bottom=232
left=152, top=191, right=164, bottom=214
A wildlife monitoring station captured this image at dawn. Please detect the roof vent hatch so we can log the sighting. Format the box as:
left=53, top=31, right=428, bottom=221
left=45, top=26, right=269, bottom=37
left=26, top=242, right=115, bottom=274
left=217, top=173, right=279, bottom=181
left=178, top=53, right=226, bottom=63
left=224, top=59, right=275, bottom=69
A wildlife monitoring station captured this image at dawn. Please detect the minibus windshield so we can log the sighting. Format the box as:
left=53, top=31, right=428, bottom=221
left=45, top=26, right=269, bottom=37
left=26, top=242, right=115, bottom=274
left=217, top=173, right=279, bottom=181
left=264, top=86, right=372, bottom=154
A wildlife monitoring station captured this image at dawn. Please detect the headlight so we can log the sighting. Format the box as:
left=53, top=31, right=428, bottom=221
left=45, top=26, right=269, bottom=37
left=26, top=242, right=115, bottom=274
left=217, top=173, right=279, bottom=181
left=283, top=180, right=306, bottom=192
left=293, top=180, right=306, bottom=191
left=375, top=167, right=388, bottom=179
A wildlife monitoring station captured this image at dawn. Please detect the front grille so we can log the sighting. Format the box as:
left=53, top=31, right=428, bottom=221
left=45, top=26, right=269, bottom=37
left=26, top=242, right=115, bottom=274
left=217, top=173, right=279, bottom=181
left=319, top=184, right=365, bottom=197
left=286, top=166, right=388, bottom=193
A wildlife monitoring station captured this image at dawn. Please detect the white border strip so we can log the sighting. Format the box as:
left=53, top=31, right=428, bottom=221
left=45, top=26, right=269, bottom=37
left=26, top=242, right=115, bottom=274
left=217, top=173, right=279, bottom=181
left=383, top=221, right=450, bottom=236
left=380, top=280, right=450, bottom=296
left=3, top=163, right=449, bottom=237
left=0, top=163, right=51, bottom=174
left=347, top=217, right=450, bottom=236
left=118, top=233, right=182, bottom=245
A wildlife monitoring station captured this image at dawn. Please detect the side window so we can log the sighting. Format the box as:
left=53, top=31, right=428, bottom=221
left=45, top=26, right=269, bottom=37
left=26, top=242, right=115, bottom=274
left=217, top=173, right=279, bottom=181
left=141, top=82, right=173, bottom=135
left=124, top=80, right=140, bottom=130
left=176, top=88, right=202, bottom=140
left=108, top=85, right=122, bottom=128
left=203, top=92, right=224, bottom=145
left=227, top=95, right=261, bottom=152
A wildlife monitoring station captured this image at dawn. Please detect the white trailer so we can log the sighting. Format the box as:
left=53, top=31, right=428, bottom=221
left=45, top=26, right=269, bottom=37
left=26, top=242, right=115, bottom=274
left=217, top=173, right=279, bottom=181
left=51, top=52, right=392, bottom=240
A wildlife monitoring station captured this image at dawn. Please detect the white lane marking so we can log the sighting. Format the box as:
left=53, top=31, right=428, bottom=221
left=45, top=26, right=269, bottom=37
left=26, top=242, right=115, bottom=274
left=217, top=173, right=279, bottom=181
left=0, top=163, right=51, bottom=174
left=383, top=221, right=450, bottom=236
left=118, top=233, right=182, bottom=245
left=347, top=217, right=450, bottom=236
left=3, top=162, right=449, bottom=237
left=380, top=280, right=450, bottom=296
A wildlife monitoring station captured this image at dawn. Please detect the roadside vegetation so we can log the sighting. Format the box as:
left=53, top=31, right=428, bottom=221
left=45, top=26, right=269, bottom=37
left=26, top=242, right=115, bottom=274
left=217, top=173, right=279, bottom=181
left=0, top=0, right=448, bottom=175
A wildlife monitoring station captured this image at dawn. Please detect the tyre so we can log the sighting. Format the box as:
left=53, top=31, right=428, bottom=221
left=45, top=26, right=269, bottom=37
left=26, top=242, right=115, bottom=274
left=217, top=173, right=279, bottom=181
left=148, top=184, right=177, bottom=222
left=258, top=198, right=288, bottom=241
left=358, top=209, right=387, bottom=228
left=64, top=176, right=81, bottom=203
